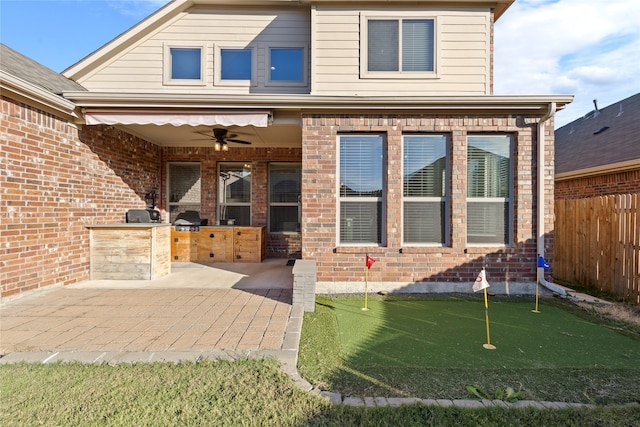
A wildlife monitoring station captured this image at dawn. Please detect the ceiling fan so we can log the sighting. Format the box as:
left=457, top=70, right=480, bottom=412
left=197, top=128, right=252, bottom=151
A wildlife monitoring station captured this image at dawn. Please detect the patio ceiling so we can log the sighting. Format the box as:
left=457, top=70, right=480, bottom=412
left=115, top=122, right=302, bottom=148
left=97, top=110, right=303, bottom=148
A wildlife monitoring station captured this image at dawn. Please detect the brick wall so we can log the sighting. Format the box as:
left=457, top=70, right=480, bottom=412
left=555, top=169, right=640, bottom=199
left=301, top=113, right=554, bottom=287
left=1, top=97, right=161, bottom=297
left=161, top=146, right=302, bottom=258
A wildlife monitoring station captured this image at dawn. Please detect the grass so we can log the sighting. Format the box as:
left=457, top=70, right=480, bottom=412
left=2, top=358, right=640, bottom=426
left=0, top=358, right=325, bottom=426
left=298, top=295, right=640, bottom=404
left=3, top=295, right=640, bottom=425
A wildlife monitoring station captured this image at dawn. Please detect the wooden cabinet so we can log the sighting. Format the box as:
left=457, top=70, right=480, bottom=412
left=233, top=226, right=267, bottom=263
left=171, top=226, right=265, bottom=263
left=194, top=228, right=233, bottom=262
left=88, top=224, right=171, bottom=280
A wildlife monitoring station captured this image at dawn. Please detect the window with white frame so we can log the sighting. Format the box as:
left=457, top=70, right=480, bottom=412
left=267, top=45, right=307, bottom=86
left=362, top=15, right=435, bottom=78
left=269, top=163, right=301, bottom=233
left=339, top=135, right=385, bottom=244
left=167, top=163, right=201, bottom=223
left=403, top=134, right=448, bottom=244
left=215, top=47, right=255, bottom=86
left=466, top=135, right=513, bottom=245
left=218, top=163, right=252, bottom=226
left=163, top=44, right=205, bottom=85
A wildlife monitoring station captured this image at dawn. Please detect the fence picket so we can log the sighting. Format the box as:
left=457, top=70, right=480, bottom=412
left=555, top=193, right=640, bottom=303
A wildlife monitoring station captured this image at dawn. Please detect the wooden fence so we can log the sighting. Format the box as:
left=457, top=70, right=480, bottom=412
left=555, top=194, right=639, bottom=303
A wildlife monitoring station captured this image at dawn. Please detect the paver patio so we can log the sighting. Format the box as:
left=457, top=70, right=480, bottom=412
left=0, top=261, right=299, bottom=361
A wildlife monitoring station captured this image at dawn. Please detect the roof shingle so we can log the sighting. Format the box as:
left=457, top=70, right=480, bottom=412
left=555, top=93, right=640, bottom=174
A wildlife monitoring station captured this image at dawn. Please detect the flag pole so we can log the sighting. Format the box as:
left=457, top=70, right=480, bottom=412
left=532, top=267, right=541, bottom=313
left=362, top=255, right=370, bottom=311
left=482, top=284, right=496, bottom=350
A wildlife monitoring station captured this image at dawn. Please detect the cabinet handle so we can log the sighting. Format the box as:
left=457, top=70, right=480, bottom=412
left=237, top=232, right=241, bottom=236
left=210, top=233, right=214, bottom=238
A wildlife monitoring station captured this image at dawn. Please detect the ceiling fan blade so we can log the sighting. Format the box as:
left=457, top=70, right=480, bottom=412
left=226, top=138, right=252, bottom=145
left=194, top=130, right=214, bottom=137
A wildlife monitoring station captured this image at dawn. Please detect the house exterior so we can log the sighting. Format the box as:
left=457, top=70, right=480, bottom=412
left=1, top=0, right=572, bottom=299
left=555, top=93, right=640, bottom=199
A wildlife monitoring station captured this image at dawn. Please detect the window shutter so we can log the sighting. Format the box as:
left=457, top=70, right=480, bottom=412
left=368, top=20, right=399, bottom=72
left=402, top=20, right=434, bottom=72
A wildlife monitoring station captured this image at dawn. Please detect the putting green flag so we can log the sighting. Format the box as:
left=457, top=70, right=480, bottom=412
left=362, top=254, right=375, bottom=311
left=473, top=268, right=496, bottom=350
left=473, top=269, right=490, bottom=292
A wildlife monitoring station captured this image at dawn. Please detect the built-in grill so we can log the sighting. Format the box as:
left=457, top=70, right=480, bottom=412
left=126, top=208, right=161, bottom=223
left=173, top=210, right=208, bottom=231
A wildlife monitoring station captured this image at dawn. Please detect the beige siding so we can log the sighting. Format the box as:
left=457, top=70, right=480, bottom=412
left=312, top=7, right=491, bottom=95
left=78, top=7, right=311, bottom=94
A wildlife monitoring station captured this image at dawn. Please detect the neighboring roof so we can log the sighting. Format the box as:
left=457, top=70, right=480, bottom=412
left=0, top=43, right=85, bottom=94
left=555, top=93, right=640, bottom=177
left=62, top=0, right=514, bottom=81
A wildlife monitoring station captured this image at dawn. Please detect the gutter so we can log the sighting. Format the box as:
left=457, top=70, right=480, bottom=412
left=537, top=102, right=566, bottom=297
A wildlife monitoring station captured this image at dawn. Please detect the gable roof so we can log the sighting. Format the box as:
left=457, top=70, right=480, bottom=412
left=555, top=93, right=640, bottom=177
left=62, top=0, right=514, bottom=82
left=0, top=44, right=85, bottom=94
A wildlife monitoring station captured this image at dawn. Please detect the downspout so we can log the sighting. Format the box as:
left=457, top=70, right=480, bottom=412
left=537, top=102, right=566, bottom=296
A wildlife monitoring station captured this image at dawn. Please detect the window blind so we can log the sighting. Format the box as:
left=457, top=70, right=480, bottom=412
left=402, top=20, right=434, bottom=72
left=339, top=135, right=384, bottom=244
left=467, top=135, right=512, bottom=244
left=403, top=135, right=447, bottom=244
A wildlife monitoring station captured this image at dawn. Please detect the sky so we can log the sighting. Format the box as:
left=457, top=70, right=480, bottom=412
left=1, top=0, right=639, bottom=129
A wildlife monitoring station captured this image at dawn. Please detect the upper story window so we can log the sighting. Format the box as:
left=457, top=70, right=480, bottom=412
left=216, top=47, right=255, bottom=87
left=163, top=44, right=205, bottom=86
left=361, top=15, right=436, bottom=79
left=266, top=44, right=308, bottom=87
left=467, top=135, right=513, bottom=245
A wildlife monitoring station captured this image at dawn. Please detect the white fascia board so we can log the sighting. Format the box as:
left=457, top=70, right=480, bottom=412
left=62, top=0, right=193, bottom=80
left=1, top=71, right=79, bottom=118
left=63, top=92, right=573, bottom=111
left=555, top=159, right=640, bottom=181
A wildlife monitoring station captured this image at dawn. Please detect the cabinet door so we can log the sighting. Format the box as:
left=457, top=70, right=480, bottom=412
left=171, top=230, right=195, bottom=261
left=233, top=227, right=263, bottom=262
left=195, top=229, right=233, bottom=262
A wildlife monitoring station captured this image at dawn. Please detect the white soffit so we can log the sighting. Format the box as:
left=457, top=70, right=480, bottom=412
left=84, top=111, right=270, bottom=127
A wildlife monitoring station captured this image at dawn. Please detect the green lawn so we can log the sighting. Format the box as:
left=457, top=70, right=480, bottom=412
left=3, top=295, right=640, bottom=425
left=2, top=359, right=639, bottom=426
left=298, top=295, right=640, bottom=404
